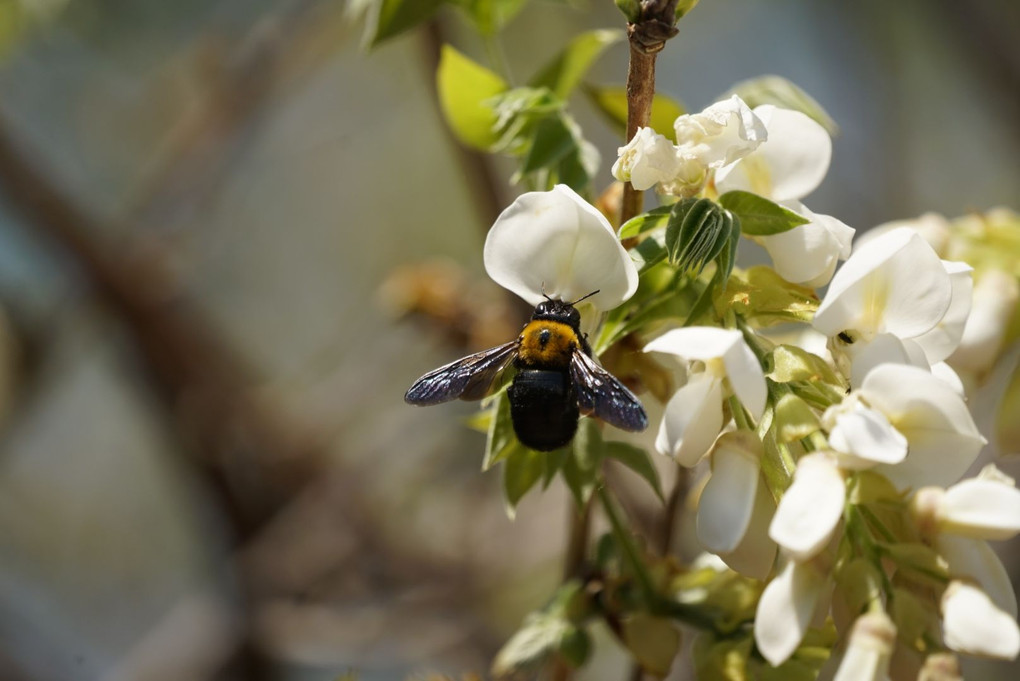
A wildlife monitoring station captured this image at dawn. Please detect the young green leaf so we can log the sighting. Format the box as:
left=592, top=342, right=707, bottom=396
left=521, top=115, right=575, bottom=173
left=561, top=419, right=605, bottom=507
left=454, top=0, right=529, bottom=35
left=483, top=390, right=516, bottom=470
left=718, top=190, right=809, bottom=236
left=369, top=0, right=446, bottom=47
left=725, top=75, right=838, bottom=135
left=622, top=614, right=682, bottom=677
left=583, top=84, right=686, bottom=141
left=529, top=29, right=624, bottom=100
left=503, top=445, right=545, bottom=517
left=618, top=203, right=674, bottom=239
left=437, top=45, right=508, bottom=150
left=606, top=441, right=664, bottom=502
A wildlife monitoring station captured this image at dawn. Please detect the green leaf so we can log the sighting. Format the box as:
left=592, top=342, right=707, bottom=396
left=521, top=115, right=575, bottom=173
left=492, top=612, right=571, bottom=677
left=561, top=419, right=604, bottom=507
left=369, top=0, right=445, bottom=47
left=606, top=442, right=664, bottom=502
left=529, top=29, right=624, bottom=100
left=503, top=445, right=546, bottom=517
left=877, top=542, right=949, bottom=585
left=437, top=45, right=509, bottom=150
left=453, top=0, right=528, bottom=35
left=583, top=85, right=686, bottom=141
left=618, top=204, right=674, bottom=239
left=483, top=391, right=514, bottom=470
left=725, top=75, right=838, bottom=135
left=558, top=626, right=592, bottom=667
left=631, top=232, right=668, bottom=273
left=718, top=190, right=809, bottom=236
left=622, top=614, right=681, bottom=677
left=664, top=198, right=732, bottom=275
left=769, top=344, right=841, bottom=385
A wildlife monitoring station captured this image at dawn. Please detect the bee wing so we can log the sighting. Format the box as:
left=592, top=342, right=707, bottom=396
left=570, top=349, right=648, bottom=432
left=405, top=341, right=518, bottom=405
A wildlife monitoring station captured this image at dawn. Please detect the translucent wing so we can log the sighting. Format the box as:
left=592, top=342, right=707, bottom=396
left=405, top=341, right=518, bottom=405
left=570, top=349, right=648, bottom=432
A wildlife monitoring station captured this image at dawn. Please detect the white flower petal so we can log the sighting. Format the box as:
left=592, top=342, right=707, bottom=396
left=758, top=202, right=854, bottom=288
left=930, top=361, right=966, bottom=395
left=673, top=95, right=766, bottom=169
left=937, top=535, right=1017, bottom=618
left=938, top=478, right=1020, bottom=541
left=949, top=269, right=1019, bottom=374
left=860, top=364, right=985, bottom=489
left=754, top=560, right=828, bottom=666
left=715, top=105, right=831, bottom=202
left=840, top=333, right=930, bottom=389
left=770, top=453, right=846, bottom=561
left=716, top=477, right=778, bottom=580
left=913, top=261, right=973, bottom=364
left=826, top=402, right=907, bottom=467
left=942, top=581, right=1020, bottom=660
left=722, top=341, right=767, bottom=420
left=644, top=327, right=743, bottom=361
left=814, top=229, right=952, bottom=341
left=655, top=374, right=724, bottom=466
left=832, top=612, right=897, bottom=681
left=611, top=127, right=683, bottom=191
left=483, top=185, right=638, bottom=310
left=698, top=433, right=763, bottom=553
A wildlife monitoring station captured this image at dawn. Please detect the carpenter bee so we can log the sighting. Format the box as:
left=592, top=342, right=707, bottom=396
left=405, top=292, right=648, bottom=451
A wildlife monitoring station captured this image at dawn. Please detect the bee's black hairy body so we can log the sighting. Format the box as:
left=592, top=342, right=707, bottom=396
left=404, top=296, right=648, bottom=452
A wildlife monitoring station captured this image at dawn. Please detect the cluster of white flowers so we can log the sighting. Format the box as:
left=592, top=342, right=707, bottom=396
left=479, top=108, right=1019, bottom=678
left=613, top=95, right=854, bottom=289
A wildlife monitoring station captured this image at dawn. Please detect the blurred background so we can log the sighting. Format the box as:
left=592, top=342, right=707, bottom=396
left=0, top=0, right=1017, bottom=680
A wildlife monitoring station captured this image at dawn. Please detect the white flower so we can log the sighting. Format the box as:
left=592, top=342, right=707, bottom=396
left=769, top=452, right=846, bottom=562
left=754, top=557, right=831, bottom=666
left=756, top=201, right=854, bottom=288
left=941, top=581, right=1020, bottom=660
left=948, top=269, right=1019, bottom=376
left=611, top=127, right=683, bottom=191
left=715, top=105, right=831, bottom=202
left=938, top=534, right=1017, bottom=619
left=673, top=94, right=767, bottom=170
left=855, top=212, right=953, bottom=256
left=824, top=364, right=985, bottom=490
left=644, top=328, right=766, bottom=465
left=814, top=228, right=972, bottom=385
left=832, top=611, right=897, bottom=681
left=483, top=185, right=638, bottom=311
left=697, top=432, right=765, bottom=554
left=916, top=469, right=1020, bottom=541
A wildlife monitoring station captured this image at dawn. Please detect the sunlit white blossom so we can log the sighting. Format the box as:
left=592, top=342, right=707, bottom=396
left=697, top=432, right=763, bottom=554
left=938, top=534, right=1018, bottom=619
left=769, top=452, right=845, bottom=561
left=644, top=328, right=766, bottom=465
left=756, top=201, right=854, bottom=288
left=824, top=363, right=984, bottom=490
left=483, top=184, right=638, bottom=311
left=715, top=105, right=831, bottom=202
left=948, top=269, right=1019, bottom=376
left=611, top=126, right=682, bottom=191
left=754, top=558, right=830, bottom=666
left=832, top=611, right=897, bottom=681
left=941, top=581, right=1020, bottom=660
left=673, top=94, right=766, bottom=169
left=815, top=228, right=971, bottom=385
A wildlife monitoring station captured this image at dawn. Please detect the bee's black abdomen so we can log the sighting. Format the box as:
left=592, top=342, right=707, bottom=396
left=508, top=369, right=578, bottom=451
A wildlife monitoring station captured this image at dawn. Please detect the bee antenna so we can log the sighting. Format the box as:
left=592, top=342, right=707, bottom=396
left=570, top=290, right=600, bottom=306
left=541, top=282, right=553, bottom=302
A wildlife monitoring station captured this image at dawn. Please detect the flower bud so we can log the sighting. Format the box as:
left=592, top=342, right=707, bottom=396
left=832, top=611, right=897, bottom=681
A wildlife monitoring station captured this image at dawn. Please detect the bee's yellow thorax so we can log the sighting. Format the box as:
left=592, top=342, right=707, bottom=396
left=518, top=320, right=578, bottom=368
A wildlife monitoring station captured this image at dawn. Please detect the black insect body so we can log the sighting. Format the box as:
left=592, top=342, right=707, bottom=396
left=405, top=297, right=648, bottom=451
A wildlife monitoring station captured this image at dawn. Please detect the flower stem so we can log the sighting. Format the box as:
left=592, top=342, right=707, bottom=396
left=619, top=43, right=657, bottom=224
left=598, top=483, right=658, bottom=604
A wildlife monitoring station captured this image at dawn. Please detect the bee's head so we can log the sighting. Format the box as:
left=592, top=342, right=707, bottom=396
left=532, top=290, right=598, bottom=329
